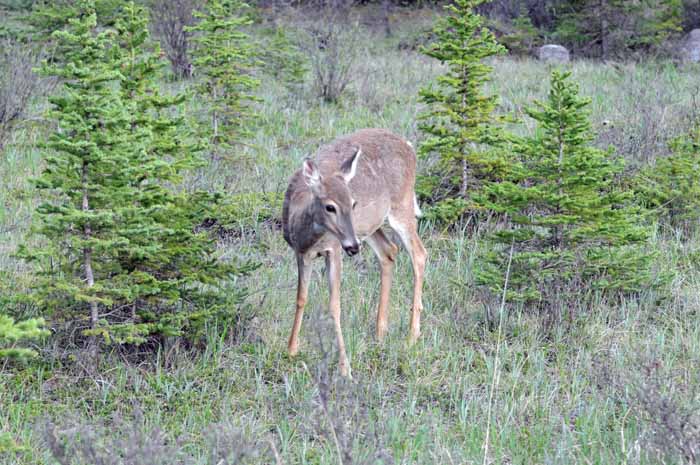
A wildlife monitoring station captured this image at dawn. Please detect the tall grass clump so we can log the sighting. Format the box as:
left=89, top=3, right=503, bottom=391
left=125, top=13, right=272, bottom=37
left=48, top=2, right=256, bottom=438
left=594, top=353, right=700, bottom=464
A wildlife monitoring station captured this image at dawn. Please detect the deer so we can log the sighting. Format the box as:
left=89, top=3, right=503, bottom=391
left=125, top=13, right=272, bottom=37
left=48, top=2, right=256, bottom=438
left=282, top=128, right=427, bottom=378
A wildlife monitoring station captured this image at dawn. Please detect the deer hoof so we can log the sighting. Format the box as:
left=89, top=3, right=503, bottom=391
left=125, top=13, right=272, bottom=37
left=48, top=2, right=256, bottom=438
left=339, top=362, right=352, bottom=379
left=288, top=344, right=300, bottom=357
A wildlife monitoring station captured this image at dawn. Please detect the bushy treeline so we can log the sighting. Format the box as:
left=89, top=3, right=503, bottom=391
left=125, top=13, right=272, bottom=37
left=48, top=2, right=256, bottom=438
left=4, top=0, right=697, bottom=62
left=481, top=0, right=689, bottom=59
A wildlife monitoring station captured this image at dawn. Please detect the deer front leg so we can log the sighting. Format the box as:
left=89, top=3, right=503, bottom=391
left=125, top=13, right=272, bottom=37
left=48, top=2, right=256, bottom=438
left=326, top=249, right=351, bottom=378
left=288, top=253, right=311, bottom=356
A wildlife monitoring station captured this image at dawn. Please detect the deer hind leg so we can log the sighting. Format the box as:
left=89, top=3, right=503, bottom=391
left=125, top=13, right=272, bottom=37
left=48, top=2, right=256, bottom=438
left=365, top=229, right=399, bottom=341
left=326, top=249, right=351, bottom=378
left=288, top=253, right=311, bottom=356
left=388, top=210, right=427, bottom=344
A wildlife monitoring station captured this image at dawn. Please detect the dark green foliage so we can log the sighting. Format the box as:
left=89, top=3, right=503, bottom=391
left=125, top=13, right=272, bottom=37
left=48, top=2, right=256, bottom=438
left=495, top=12, right=540, bottom=55
left=554, top=0, right=682, bottom=59
left=635, top=126, right=700, bottom=232
left=0, top=314, right=47, bottom=360
left=682, top=0, right=700, bottom=31
left=479, top=0, right=686, bottom=59
left=477, top=71, right=659, bottom=312
left=19, top=1, right=254, bottom=348
left=638, top=0, right=683, bottom=51
left=418, top=0, right=508, bottom=224
left=188, top=0, right=259, bottom=155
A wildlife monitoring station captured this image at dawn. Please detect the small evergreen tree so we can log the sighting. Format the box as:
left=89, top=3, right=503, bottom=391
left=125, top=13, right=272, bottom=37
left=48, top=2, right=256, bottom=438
left=110, top=1, right=256, bottom=343
left=0, top=314, right=47, bottom=360
left=258, top=25, right=307, bottom=90
left=477, top=71, right=658, bottom=315
left=418, top=0, right=508, bottom=224
left=188, top=0, right=259, bottom=156
left=20, top=2, right=127, bottom=348
left=20, top=1, right=253, bottom=349
left=635, top=125, right=700, bottom=232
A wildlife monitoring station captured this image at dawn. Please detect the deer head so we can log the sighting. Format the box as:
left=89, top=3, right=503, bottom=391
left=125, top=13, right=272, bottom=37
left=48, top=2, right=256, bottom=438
left=302, top=148, right=362, bottom=256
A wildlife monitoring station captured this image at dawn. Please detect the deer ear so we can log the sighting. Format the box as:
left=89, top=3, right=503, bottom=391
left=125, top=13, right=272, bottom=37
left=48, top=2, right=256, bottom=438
left=340, top=147, right=362, bottom=182
left=302, top=159, right=321, bottom=189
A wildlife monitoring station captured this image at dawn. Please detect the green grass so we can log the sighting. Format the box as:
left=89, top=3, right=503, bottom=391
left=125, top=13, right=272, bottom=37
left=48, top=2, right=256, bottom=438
left=2, top=12, right=700, bottom=465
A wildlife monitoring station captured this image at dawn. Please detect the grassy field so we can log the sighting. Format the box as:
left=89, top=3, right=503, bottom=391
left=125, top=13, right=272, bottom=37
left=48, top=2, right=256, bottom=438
left=2, top=11, right=700, bottom=465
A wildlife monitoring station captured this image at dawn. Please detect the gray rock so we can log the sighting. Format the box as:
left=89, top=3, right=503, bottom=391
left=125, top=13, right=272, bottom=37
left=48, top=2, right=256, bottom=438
left=681, top=29, right=700, bottom=63
left=537, top=44, right=570, bottom=63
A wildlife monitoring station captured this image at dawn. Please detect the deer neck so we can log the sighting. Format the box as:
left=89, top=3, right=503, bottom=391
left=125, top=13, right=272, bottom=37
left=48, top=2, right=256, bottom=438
left=291, top=196, right=325, bottom=254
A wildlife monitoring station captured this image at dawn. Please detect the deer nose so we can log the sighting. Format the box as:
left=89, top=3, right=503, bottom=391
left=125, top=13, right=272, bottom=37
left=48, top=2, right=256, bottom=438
left=343, top=241, right=360, bottom=256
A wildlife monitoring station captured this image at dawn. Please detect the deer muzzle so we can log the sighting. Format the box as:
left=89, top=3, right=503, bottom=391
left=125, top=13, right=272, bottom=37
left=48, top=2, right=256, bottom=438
left=341, top=239, right=360, bottom=256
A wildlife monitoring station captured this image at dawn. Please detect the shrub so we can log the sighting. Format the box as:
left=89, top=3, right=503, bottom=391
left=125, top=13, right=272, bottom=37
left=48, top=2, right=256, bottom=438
left=554, top=0, right=682, bottom=59
left=295, top=0, right=362, bottom=103
left=594, top=354, right=700, bottom=464
left=418, top=0, right=508, bottom=224
left=476, top=71, right=660, bottom=319
left=43, top=416, right=277, bottom=464
left=0, top=39, right=45, bottom=151
left=635, top=125, right=700, bottom=234
left=150, top=0, right=200, bottom=79
left=496, top=13, right=540, bottom=56
left=19, top=1, right=255, bottom=351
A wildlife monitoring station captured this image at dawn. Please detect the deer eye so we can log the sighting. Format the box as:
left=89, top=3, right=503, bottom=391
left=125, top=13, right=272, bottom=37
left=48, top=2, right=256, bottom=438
left=352, top=201, right=358, bottom=210
left=325, top=205, right=336, bottom=213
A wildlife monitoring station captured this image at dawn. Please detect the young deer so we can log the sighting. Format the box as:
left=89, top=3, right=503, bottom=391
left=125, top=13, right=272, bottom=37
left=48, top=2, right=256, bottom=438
left=282, top=128, right=427, bottom=377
